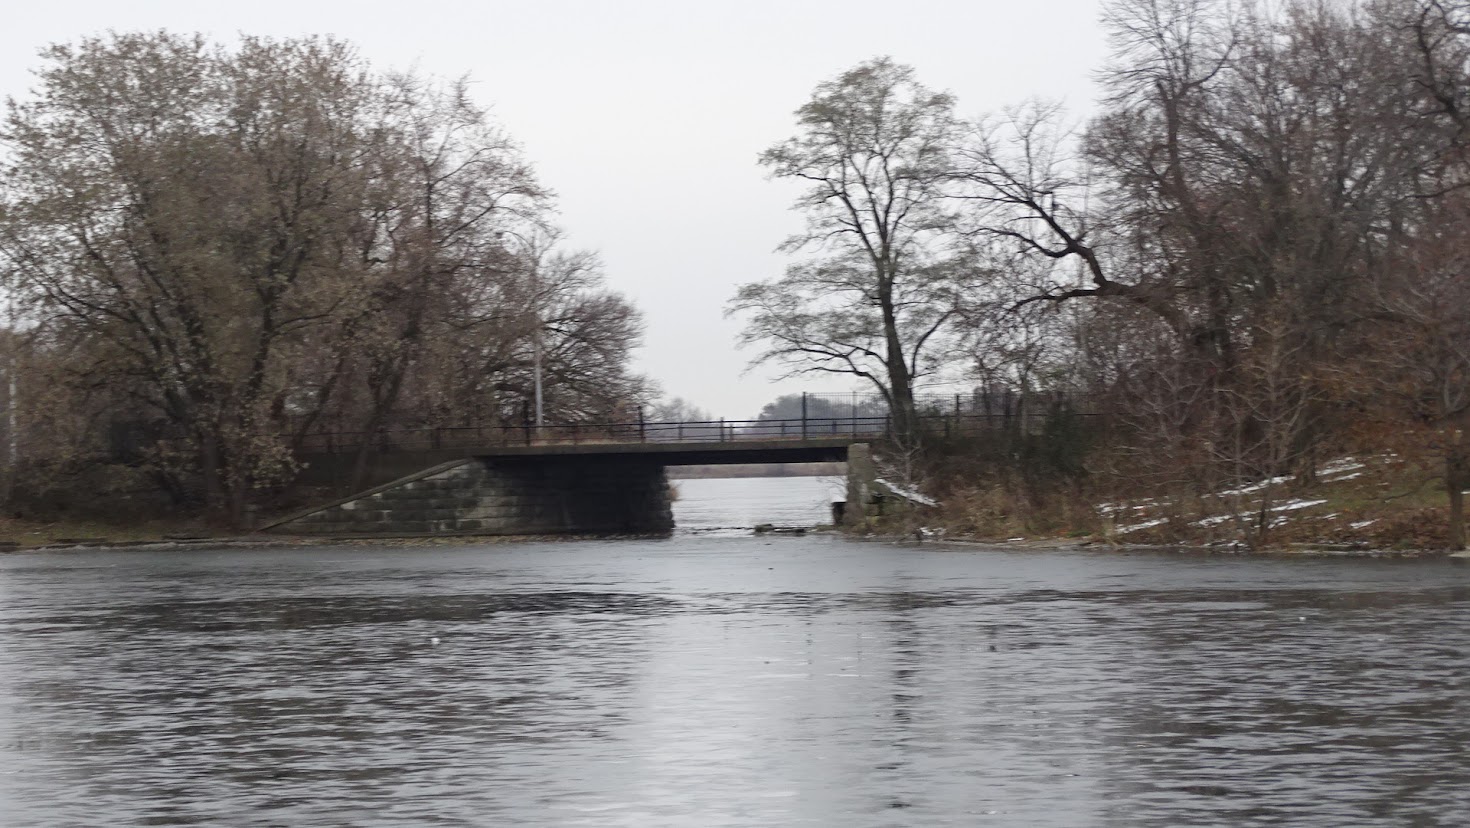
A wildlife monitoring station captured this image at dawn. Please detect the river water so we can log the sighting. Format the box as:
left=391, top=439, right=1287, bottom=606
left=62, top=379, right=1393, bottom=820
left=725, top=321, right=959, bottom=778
left=2, top=476, right=1469, bottom=826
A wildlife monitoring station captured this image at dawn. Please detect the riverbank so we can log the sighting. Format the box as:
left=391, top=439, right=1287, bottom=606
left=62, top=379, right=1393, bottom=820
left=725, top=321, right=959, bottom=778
left=5, top=521, right=1458, bottom=561
left=879, top=532, right=1461, bottom=559
left=4, top=455, right=1461, bottom=558
left=0, top=515, right=230, bottom=550
left=0, top=528, right=686, bottom=553
left=907, top=451, right=1468, bottom=555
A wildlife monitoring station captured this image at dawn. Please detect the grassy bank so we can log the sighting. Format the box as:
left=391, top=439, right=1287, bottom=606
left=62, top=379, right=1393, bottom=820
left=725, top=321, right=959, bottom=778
left=0, top=515, right=227, bottom=548
left=909, top=452, right=1465, bottom=552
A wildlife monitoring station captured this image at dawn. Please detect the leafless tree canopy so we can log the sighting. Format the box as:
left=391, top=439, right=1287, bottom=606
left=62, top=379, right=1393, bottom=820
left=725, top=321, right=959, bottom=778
left=0, top=33, right=649, bottom=522
left=732, top=1, right=1470, bottom=547
left=730, top=58, right=972, bottom=439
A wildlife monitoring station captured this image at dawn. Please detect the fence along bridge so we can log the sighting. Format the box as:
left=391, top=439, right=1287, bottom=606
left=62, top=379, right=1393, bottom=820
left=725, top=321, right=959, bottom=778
left=297, top=414, right=888, bottom=455
left=294, top=388, right=1081, bottom=456
left=272, top=393, right=1085, bottom=537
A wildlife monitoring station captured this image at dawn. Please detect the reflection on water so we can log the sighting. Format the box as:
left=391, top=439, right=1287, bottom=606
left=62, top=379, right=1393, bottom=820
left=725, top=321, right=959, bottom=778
left=672, top=475, right=844, bottom=533
left=2, top=535, right=1470, bottom=825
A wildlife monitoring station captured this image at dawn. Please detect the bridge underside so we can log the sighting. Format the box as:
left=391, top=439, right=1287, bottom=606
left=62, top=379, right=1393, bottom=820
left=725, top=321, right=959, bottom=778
left=480, top=439, right=853, bottom=465
left=273, top=439, right=859, bottom=538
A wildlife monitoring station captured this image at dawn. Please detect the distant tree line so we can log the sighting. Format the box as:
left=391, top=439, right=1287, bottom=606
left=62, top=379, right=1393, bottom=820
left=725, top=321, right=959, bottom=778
left=732, top=0, right=1470, bottom=547
left=0, top=33, right=649, bottom=524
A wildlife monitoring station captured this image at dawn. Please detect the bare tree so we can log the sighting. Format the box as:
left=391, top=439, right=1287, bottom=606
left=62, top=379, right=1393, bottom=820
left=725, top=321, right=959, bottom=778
left=0, top=33, right=649, bottom=523
left=0, top=34, right=383, bottom=522
left=1400, top=0, right=1470, bottom=142
left=330, top=76, right=547, bottom=487
left=954, top=0, right=1452, bottom=483
left=1360, top=198, right=1470, bottom=549
left=438, top=230, right=651, bottom=427
left=648, top=398, right=712, bottom=423
left=730, top=57, right=967, bottom=440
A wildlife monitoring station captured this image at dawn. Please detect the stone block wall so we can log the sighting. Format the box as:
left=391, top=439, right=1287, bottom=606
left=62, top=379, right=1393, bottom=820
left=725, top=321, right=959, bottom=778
left=268, top=456, right=673, bottom=536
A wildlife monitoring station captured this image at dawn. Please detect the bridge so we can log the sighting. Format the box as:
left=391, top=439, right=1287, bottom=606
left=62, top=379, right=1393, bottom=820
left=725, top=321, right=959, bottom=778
left=271, top=415, right=892, bottom=537
left=268, top=396, right=1085, bottom=537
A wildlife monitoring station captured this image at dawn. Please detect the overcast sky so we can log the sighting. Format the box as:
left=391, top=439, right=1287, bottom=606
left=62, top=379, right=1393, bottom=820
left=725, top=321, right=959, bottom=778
left=1, top=0, right=1109, bottom=418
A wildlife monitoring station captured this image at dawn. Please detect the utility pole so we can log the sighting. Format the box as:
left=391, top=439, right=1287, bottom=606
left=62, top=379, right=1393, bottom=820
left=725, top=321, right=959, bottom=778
left=531, top=248, right=548, bottom=435
left=3, top=289, right=15, bottom=502
left=532, top=308, right=544, bottom=432
left=6, top=362, right=13, bottom=470
left=498, top=227, right=547, bottom=436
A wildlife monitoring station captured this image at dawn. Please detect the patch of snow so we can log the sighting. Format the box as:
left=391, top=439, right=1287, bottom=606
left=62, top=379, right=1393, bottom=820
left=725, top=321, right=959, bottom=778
left=1273, top=498, right=1329, bottom=512
left=1117, top=518, right=1168, bottom=534
left=1096, top=499, right=1157, bottom=516
left=873, top=478, right=938, bottom=507
left=1217, top=476, right=1293, bottom=497
left=1350, top=519, right=1377, bottom=530
left=1320, top=457, right=1365, bottom=475
left=1193, top=499, right=1327, bottom=528
left=1194, top=514, right=1234, bottom=527
left=1323, top=472, right=1363, bottom=482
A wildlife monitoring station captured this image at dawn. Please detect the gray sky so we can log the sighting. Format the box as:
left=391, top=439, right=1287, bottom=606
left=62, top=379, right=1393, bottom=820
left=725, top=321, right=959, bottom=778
left=0, top=0, right=1109, bottom=418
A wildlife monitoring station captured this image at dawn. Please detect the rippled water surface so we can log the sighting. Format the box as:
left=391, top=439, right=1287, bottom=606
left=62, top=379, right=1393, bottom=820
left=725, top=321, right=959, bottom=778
left=2, top=482, right=1469, bottom=825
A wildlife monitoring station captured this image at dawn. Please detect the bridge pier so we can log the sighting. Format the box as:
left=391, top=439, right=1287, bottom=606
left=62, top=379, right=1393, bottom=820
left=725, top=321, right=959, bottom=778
left=265, top=456, right=673, bottom=536
left=843, top=442, right=878, bottom=529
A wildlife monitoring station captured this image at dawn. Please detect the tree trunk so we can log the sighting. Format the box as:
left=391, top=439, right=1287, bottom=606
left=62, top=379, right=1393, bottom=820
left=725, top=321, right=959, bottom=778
left=352, top=368, right=410, bottom=492
left=204, top=434, right=250, bottom=530
left=228, top=479, right=249, bottom=532
left=351, top=435, right=379, bottom=494
left=887, top=365, right=917, bottom=444
left=200, top=434, right=224, bottom=515
left=879, top=274, right=917, bottom=444
left=1449, top=434, right=1467, bottom=551
left=1449, top=482, right=1465, bottom=551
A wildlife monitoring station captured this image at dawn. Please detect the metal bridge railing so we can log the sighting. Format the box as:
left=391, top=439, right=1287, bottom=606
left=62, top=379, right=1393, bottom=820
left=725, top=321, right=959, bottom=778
left=294, top=416, right=895, bottom=454
left=293, top=405, right=1095, bottom=455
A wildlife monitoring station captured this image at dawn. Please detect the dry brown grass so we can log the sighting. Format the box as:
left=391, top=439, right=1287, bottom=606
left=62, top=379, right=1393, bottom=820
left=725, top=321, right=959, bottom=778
left=0, top=515, right=223, bottom=548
